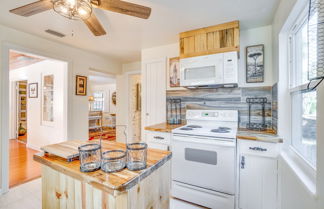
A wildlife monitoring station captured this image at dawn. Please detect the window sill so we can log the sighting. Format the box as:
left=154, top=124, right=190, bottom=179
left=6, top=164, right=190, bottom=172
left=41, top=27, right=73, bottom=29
left=280, top=149, right=317, bottom=197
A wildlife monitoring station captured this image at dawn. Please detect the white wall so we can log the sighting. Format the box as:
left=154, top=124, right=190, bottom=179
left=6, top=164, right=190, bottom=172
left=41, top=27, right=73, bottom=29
left=116, top=61, right=141, bottom=142
left=0, top=23, right=122, bottom=192
left=239, top=25, right=273, bottom=87
left=142, top=43, right=178, bottom=61
left=10, top=60, right=67, bottom=150
left=89, top=83, right=117, bottom=114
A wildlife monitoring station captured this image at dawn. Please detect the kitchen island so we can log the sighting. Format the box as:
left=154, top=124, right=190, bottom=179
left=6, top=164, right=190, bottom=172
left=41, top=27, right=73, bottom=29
left=34, top=141, right=172, bottom=209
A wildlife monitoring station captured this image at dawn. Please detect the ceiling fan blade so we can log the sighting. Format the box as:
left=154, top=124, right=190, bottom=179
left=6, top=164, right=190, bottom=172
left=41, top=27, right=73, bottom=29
left=96, top=0, right=151, bottom=19
left=10, top=0, right=53, bottom=17
left=83, top=14, right=107, bottom=36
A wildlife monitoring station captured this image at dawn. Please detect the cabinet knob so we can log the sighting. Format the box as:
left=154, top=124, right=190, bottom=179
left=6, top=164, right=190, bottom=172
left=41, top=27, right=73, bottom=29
left=146, top=113, right=149, bottom=116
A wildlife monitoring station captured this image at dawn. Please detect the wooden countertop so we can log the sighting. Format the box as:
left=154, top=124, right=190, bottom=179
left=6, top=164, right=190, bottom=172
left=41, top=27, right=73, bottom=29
left=237, top=128, right=283, bottom=143
left=34, top=141, right=172, bottom=194
left=144, top=122, right=184, bottom=133
left=144, top=123, right=283, bottom=143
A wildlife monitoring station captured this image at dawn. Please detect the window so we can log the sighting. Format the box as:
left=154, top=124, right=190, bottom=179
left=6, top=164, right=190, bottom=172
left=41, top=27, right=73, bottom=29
left=42, top=74, right=54, bottom=123
left=289, top=14, right=317, bottom=168
left=92, top=92, right=104, bottom=111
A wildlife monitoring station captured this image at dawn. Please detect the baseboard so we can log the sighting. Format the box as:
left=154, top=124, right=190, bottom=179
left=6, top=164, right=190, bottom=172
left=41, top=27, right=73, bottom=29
left=26, top=143, right=41, bottom=152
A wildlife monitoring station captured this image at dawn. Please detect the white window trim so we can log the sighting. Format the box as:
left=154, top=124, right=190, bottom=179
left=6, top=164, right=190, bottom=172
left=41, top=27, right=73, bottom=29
left=287, top=5, right=317, bottom=171
left=280, top=148, right=316, bottom=196
left=278, top=0, right=317, bottom=196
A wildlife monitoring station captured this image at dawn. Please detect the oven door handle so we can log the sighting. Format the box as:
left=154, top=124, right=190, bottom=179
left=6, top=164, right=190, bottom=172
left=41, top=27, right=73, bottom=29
left=173, top=137, right=235, bottom=147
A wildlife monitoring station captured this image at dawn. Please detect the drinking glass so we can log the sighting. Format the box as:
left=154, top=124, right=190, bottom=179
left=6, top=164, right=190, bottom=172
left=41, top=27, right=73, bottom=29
left=78, top=144, right=101, bottom=172
left=101, top=150, right=126, bottom=173
left=126, top=143, right=147, bottom=171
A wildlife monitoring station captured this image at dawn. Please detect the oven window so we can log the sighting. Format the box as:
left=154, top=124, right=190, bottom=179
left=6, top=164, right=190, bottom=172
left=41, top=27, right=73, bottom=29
left=185, top=148, right=217, bottom=165
left=184, top=66, right=216, bottom=80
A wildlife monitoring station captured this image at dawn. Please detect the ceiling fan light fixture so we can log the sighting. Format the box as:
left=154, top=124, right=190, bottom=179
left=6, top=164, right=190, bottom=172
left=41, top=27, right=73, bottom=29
left=53, top=0, right=92, bottom=20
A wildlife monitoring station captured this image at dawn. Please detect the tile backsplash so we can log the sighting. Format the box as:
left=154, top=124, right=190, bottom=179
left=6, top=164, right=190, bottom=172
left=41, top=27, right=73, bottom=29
left=167, top=85, right=278, bottom=131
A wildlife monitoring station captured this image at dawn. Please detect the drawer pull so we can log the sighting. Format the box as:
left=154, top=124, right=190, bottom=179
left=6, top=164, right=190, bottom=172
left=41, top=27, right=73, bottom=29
left=249, top=147, right=267, bottom=152
left=154, top=136, right=165, bottom=140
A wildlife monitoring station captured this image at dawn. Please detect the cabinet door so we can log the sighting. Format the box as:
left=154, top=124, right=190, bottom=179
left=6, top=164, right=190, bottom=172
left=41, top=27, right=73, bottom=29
left=239, top=154, right=277, bottom=209
left=142, top=59, right=167, bottom=134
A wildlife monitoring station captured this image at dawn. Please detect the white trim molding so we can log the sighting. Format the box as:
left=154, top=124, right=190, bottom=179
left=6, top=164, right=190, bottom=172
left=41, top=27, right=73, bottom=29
left=0, top=42, right=72, bottom=194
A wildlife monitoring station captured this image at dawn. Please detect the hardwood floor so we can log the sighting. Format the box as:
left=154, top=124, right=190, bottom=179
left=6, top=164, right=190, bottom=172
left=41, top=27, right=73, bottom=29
left=89, top=127, right=116, bottom=141
left=9, top=139, right=41, bottom=188
left=17, top=134, right=27, bottom=143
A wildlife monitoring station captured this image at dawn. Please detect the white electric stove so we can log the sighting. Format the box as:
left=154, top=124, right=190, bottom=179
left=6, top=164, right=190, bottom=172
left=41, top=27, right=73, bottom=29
left=171, top=109, right=238, bottom=209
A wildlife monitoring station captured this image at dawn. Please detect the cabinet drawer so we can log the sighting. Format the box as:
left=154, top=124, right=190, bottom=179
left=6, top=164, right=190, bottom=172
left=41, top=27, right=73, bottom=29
left=147, top=142, right=170, bottom=151
left=238, top=139, right=280, bottom=158
left=146, top=131, right=171, bottom=145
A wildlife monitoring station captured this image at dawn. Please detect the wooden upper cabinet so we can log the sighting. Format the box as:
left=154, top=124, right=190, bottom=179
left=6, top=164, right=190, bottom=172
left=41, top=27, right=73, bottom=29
left=179, top=21, right=240, bottom=59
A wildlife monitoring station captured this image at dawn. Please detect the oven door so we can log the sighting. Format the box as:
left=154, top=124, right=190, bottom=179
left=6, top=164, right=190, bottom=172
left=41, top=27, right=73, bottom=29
left=172, top=134, right=236, bottom=195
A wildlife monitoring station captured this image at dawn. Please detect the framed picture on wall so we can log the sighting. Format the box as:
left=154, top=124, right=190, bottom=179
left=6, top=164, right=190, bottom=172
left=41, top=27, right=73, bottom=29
left=75, top=75, right=87, bottom=96
left=246, top=44, right=264, bottom=83
left=111, top=91, right=116, bottom=105
left=28, top=83, right=38, bottom=98
left=169, top=57, right=180, bottom=87
left=167, top=57, right=185, bottom=90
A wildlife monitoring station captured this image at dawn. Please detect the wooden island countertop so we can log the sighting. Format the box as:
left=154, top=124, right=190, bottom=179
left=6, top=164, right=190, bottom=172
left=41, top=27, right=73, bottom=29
left=144, top=122, right=184, bottom=133
left=34, top=140, right=172, bottom=209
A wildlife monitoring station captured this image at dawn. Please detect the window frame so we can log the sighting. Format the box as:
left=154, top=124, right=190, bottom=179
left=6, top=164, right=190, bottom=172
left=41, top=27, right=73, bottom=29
left=92, top=91, right=105, bottom=111
left=41, top=73, right=55, bottom=127
left=288, top=6, right=317, bottom=171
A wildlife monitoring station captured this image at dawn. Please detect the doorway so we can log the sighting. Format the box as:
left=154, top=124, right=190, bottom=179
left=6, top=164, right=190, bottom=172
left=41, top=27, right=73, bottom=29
left=88, top=70, right=117, bottom=141
left=16, top=80, right=28, bottom=143
left=7, top=49, right=68, bottom=189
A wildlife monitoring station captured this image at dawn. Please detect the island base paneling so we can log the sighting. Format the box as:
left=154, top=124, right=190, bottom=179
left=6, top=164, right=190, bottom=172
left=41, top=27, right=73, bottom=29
left=41, top=161, right=171, bottom=209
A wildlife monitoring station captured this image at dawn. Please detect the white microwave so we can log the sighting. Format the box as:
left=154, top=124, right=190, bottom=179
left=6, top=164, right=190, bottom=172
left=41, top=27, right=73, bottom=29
left=180, top=52, right=238, bottom=87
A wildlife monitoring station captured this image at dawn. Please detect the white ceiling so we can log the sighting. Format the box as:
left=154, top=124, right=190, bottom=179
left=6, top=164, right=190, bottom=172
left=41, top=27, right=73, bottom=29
left=0, top=0, right=280, bottom=62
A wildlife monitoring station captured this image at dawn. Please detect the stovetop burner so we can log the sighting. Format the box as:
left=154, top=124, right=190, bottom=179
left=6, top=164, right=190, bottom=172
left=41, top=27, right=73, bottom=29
left=211, top=127, right=232, bottom=133
left=218, top=127, right=231, bottom=130
left=211, top=129, right=231, bottom=133
left=187, top=125, right=202, bottom=128
left=180, top=127, right=193, bottom=131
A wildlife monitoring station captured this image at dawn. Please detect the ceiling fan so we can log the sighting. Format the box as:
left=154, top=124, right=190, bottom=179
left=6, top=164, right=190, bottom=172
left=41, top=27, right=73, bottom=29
left=10, top=0, right=152, bottom=36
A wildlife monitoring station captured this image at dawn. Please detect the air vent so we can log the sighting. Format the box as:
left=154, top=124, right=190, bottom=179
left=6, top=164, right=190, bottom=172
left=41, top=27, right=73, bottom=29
left=45, top=29, right=66, bottom=38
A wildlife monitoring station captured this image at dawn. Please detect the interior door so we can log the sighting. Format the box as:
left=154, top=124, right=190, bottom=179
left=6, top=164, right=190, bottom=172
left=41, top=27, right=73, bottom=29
left=239, top=154, right=278, bottom=209
left=142, top=59, right=166, bottom=140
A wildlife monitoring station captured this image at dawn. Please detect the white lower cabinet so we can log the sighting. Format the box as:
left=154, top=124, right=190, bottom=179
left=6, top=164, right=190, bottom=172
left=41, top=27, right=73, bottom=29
left=146, top=130, right=171, bottom=151
left=238, top=139, right=280, bottom=209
